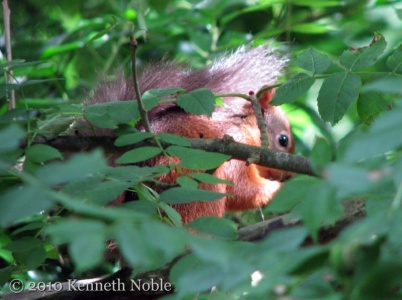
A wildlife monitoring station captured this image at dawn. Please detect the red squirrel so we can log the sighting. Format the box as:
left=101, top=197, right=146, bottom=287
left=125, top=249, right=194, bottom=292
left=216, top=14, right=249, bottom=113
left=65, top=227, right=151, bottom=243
left=76, top=46, right=294, bottom=224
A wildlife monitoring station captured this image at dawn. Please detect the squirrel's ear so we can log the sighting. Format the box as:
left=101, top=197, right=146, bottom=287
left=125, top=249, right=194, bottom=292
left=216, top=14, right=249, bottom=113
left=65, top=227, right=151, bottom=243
left=258, top=89, right=275, bottom=109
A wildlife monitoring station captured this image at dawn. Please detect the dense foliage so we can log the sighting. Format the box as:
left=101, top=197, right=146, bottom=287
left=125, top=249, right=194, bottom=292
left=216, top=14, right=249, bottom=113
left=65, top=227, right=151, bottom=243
left=1, top=0, right=402, bottom=299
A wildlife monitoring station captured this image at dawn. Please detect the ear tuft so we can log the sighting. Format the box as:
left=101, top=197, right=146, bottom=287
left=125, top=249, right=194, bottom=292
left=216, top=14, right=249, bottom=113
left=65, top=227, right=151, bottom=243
left=258, top=89, right=275, bottom=109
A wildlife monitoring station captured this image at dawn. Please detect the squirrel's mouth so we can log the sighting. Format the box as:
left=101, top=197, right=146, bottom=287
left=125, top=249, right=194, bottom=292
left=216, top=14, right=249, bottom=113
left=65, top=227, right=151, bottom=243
left=256, top=166, right=293, bottom=182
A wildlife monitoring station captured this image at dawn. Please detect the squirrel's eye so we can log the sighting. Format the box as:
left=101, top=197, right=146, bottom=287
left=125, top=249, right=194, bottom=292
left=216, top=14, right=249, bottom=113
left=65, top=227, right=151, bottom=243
left=234, top=114, right=248, bottom=120
left=278, top=135, right=289, bottom=148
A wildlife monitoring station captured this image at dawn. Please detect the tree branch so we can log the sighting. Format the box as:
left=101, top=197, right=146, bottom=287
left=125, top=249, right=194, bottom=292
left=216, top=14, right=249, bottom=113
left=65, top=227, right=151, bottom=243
left=28, top=135, right=315, bottom=176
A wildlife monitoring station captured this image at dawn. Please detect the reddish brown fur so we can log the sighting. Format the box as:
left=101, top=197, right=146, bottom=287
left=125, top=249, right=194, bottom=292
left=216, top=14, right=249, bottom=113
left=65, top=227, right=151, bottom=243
left=76, top=46, right=294, bottom=224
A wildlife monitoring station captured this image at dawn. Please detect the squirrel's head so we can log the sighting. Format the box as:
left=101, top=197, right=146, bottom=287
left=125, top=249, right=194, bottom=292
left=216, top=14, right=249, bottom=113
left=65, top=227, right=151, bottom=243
left=257, top=89, right=294, bottom=182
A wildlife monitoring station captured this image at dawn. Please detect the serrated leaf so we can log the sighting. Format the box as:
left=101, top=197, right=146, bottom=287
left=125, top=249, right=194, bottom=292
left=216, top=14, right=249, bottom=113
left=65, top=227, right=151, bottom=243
left=25, top=144, right=63, bottom=163
left=0, top=186, right=53, bottom=226
left=37, top=150, right=108, bottom=186
left=357, top=91, right=391, bottom=124
left=177, top=88, right=215, bottom=117
left=297, top=48, right=332, bottom=74
left=188, top=217, right=238, bottom=240
left=340, top=33, right=387, bottom=71
left=84, top=100, right=140, bottom=129
left=114, top=132, right=154, bottom=146
left=116, top=147, right=162, bottom=164
left=160, top=187, right=224, bottom=204
left=271, top=73, right=315, bottom=105
left=167, top=146, right=230, bottom=170
left=386, top=44, right=402, bottom=73
left=317, top=72, right=362, bottom=124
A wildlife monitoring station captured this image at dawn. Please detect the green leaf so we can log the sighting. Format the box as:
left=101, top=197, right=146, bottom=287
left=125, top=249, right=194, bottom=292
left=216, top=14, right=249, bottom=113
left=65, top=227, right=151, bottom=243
left=0, top=124, right=25, bottom=152
left=0, top=84, right=20, bottom=97
left=170, top=254, right=224, bottom=296
left=357, top=91, right=391, bottom=124
left=22, top=246, right=47, bottom=269
left=0, top=186, right=53, bottom=226
left=341, top=107, right=402, bottom=162
left=188, top=217, right=238, bottom=240
left=290, top=180, right=341, bottom=239
left=259, top=227, right=308, bottom=252
left=317, top=72, right=362, bottom=125
left=0, top=266, right=12, bottom=286
left=361, top=77, right=402, bottom=94
left=292, top=0, right=341, bottom=7
left=113, top=221, right=166, bottom=270
left=167, top=146, right=230, bottom=170
left=271, top=73, right=315, bottom=105
left=46, top=220, right=106, bottom=272
left=189, top=172, right=232, bottom=185
left=25, top=144, right=63, bottom=163
left=142, top=91, right=159, bottom=111
left=37, top=150, right=108, bottom=186
left=158, top=133, right=191, bottom=147
left=65, top=180, right=132, bottom=205
left=339, top=33, right=387, bottom=71
left=116, top=147, right=162, bottom=164
left=159, top=202, right=183, bottom=226
left=310, top=137, right=332, bottom=172
left=177, top=176, right=199, bottom=189
left=4, top=237, right=40, bottom=252
left=160, top=187, right=224, bottom=204
left=396, top=8, right=402, bottom=21
left=142, top=87, right=184, bottom=99
left=84, top=100, right=140, bottom=129
left=107, top=165, right=169, bottom=183
left=114, top=132, right=154, bottom=146
left=290, top=23, right=329, bottom=34
left=386, top=44, right=402, bottom=73
left=297, top=48, right=332, bottom=74
left=177, top=88, right=215, bottom=117
left=326, top=163, right=373, bottom=199
left=5, top=237, right=47, bottom=269
left=266, top=179, right=313, bottom=213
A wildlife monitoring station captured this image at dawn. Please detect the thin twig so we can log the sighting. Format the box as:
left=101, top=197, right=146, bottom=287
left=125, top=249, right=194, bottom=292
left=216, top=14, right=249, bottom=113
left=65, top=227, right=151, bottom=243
left=2, top=0, right=15, bottom=110
left=249, top=91, right=269, bottom=148
left=129, top=34, right=152, bottom=133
